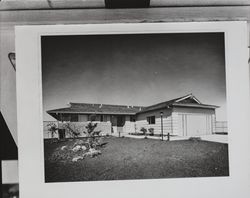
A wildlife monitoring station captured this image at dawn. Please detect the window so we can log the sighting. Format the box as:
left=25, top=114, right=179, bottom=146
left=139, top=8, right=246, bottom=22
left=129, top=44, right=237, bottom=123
left=100, top=115, right=107, bottom=122
left=70, top=114, right=78, bottom=122
left=130, top=115, right=136, bottom=122
left=61, top=114, right=71, bottom=122
left=147, top=116, right=155, bottom=124
left=88, top=114, right=97, bottom=121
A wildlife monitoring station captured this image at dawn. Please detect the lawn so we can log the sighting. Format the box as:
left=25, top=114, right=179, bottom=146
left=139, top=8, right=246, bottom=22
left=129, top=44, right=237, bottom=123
left=44, top=136, right=229, bottom=182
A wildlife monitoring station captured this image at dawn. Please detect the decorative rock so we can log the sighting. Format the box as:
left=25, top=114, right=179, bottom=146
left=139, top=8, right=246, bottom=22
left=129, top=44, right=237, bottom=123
left=61, top=146, right=67, bottom=151
left=81, top=145, right=87, bottom=151
left=72, top=156, right=83, bottom=162
left=73, top=139, right=84, bottom=147
left=82, top=148, right=101, bottom=158
left=72, top=145, right=81, bottom=152
left=88, top=148, right=101, bottom=157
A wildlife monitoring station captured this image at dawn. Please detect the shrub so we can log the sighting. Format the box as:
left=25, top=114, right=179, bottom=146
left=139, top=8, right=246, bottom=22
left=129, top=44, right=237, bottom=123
left=83, top=122, right=102, bottom=148
left=148, top=128, right=154, bottom=136
left=140, top=127, right=147, bottom=135
left=47, top=122, right=58, bottom=138
left=62, top=122, right=81, bottom=138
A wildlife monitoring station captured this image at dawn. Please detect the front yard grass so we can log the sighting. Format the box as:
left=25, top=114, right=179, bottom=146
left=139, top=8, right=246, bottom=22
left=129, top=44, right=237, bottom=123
left=44, top=136, right=229, bottom=182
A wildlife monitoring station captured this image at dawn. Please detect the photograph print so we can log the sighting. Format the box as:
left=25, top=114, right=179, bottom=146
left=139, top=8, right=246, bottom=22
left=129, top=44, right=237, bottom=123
left=42, top=32, right=229, bottom=183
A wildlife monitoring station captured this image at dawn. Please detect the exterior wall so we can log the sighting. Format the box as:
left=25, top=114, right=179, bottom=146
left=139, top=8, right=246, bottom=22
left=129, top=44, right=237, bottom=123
left=212, top=114, right=216, bottom=133
left=135, top=108, right=173, bottom=135
left=122, top=115, right=136, bottom=134
left=171, top=112, right=179, bottom=135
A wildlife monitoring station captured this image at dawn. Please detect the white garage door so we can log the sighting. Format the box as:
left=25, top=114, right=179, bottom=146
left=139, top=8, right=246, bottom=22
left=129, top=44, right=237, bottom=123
left=178, top=114, right=212, bottom=136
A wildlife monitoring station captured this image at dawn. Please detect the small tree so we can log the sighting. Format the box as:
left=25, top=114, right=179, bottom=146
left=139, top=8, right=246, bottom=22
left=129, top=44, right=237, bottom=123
left=83, top=122, right=102, bottom=148
left=63, top=123, right=81, bottom=138
left=47, top=122, right=58, bottom=138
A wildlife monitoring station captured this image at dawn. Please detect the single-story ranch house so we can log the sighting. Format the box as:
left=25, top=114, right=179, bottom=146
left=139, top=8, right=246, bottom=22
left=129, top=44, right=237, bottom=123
left=46, top=94, right=219, bottom=139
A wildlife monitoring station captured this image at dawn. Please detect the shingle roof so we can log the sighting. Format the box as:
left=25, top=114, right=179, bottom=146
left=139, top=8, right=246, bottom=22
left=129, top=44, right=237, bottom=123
left=47, top=94, right=218, bottom=116
left=47, top=102, right=145, bottom=115
left=138, top=94, right=218, bottom=113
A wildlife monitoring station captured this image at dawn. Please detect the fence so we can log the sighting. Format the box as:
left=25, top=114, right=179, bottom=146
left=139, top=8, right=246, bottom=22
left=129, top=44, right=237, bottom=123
left=215, top=121, right=228, bottom=134
left=43, top=121, right=112, bottom=139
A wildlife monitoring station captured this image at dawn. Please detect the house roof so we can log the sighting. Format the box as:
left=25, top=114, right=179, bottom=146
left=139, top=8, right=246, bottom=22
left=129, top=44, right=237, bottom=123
left=47, top=94, right=219, bottom=117
left=47, top=102, right=145, bottom=115
left=137, top=93, right=218, bottom=113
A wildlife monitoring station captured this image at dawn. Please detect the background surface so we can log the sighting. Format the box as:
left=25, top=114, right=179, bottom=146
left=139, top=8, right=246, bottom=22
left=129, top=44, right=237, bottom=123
left=0, top=1, right=250, bottom=197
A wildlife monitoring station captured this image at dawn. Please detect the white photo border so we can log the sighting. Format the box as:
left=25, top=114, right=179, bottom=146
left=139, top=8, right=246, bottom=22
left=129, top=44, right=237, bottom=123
left=16, top=21, right=250, bottom=198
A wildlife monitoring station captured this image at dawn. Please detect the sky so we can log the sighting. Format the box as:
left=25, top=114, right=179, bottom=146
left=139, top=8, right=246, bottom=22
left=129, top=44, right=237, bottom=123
left=42, top=33, right=226, bottom=121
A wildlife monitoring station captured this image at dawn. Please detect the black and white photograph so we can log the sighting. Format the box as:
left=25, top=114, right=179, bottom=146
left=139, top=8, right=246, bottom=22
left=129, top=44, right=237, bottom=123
left=42, top=32, right=229, bottom=183
left=1, top=0, right=250, bottom=197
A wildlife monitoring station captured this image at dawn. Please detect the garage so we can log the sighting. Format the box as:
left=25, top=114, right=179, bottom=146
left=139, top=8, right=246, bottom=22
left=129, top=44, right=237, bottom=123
left=178, top=114, right=212, bottom=136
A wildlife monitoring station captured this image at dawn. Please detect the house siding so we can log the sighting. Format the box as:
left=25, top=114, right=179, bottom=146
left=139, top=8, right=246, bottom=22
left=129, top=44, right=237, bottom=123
left=135, top=108, right=173, bottom=135
left=171, top=112, right=179, bottom=135
left=122, top=115, right=136, bottom=134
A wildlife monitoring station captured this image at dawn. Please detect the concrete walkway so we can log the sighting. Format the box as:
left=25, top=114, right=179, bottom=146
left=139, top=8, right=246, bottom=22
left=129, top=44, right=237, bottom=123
left=124, top=134, right=228, bottom=144
left=198, top=134, right=228, bottom=144
left=168, top=134, right=228, bottom=144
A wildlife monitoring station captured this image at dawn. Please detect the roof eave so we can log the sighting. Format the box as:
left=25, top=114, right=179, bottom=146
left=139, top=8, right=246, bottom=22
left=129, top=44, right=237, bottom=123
left=47, top=111, right=137, bottom=115
left=171, top=103, right=219, bottom=109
